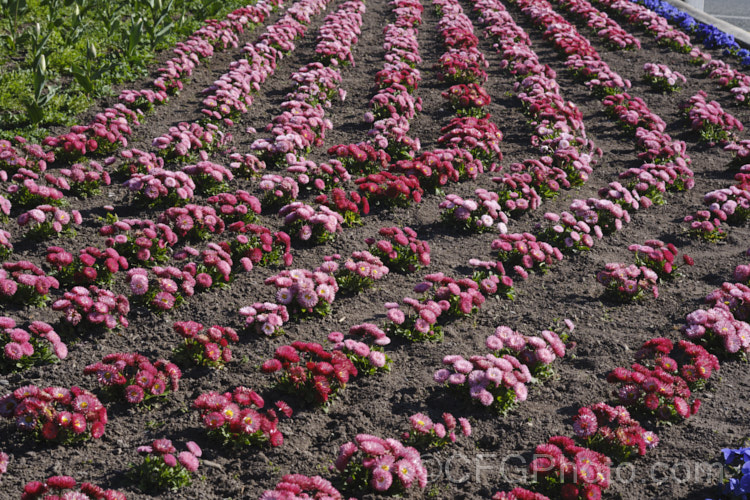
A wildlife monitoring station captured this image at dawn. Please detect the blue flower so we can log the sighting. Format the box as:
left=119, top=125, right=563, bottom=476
left=723, top=448, right=741, bottom=464
left=740, top=472, right=750, bottom=494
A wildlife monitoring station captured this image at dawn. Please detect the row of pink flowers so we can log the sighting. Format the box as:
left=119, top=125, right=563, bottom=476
left=1, top=317, right=66, bottom=369
left=552, top=0, right=641, bottom=50
left=590, top=0, right=692, bottom=52
left=250, top=0, right=362, bottom=162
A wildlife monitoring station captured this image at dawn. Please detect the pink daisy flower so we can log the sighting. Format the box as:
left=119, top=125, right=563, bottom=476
left=409, top=413, right=433, bottom=434
left=152, top=438, right=176, bottom=455
left=152, top=292, right=175, bottom=310
left=395, top=459, right=416, bottom=488
left=371, top=469, right=393, bottom=492
left=125, top=385, right=144, bottom=404
left=297, top=289, right=319, bottom=309
left=3, top=342, right=24, bottom=360
left=178, top=451, right=199, bottom=472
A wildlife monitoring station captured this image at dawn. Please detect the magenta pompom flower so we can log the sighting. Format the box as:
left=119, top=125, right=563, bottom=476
left=133, top=438, right=200, bottom=491
left=84, top=353, right=180, bottom=405
left=334, top=433, right=428, bottom=495
left=193, top=387, right=289, bottom=448
left=1, top=385, right=106, bottom=443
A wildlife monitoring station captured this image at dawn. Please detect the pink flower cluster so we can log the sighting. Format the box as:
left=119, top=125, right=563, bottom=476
left=258, top=173, right=300, bottom=206
left=52, top=285, right=130, bottom=331
left=240, top=302, right=290, bottom=336
left=683, top=209, right=726, bottom=242
left=468, top=258, right=515, bottom=299
left=42, top=104, right=140, bottom=159
left=492, top=232, right=563, bottom=279
left=135, top=438, right=202, bottom=489
left=434, top=352, right=532, bottom=413
left=334, top=433, right=428, bottom=493
left=440, top=189, right=507, bottom=232
left=441, top=83, right=491, bottom=117
left=328, top=327, right=391, bottom=375
left=119, top=148, right=164, bottom=175
left=437, top=116, right=503, bottom=169
left=683, top=305, right=750, bottom=356
left=158, top=204, right=226, bottom=241
left=335, top=250, right=389, bottom=294
left=554, top=0, right=640, bottom=50
left=0, top=229, right=11, bottom=260
left=58, top=160, right=112, bottom=197
left=181, top=160, right=234, bottom=195
left=607, top=356, right=703, bottom=422
left=100, top=217, right=178, bottom=265
left=207, top=190, right=261, bottom=225
left=355, top=171, right=424, bottom=207
left=364, top=0, right=423, bottom=159
left=193, top=387, right=287, bottom=447
left=618, top=160, right=694, bottom=205
left=84, top=352, right=181, bottom=404
left=434, top=0, right=488, bottom=84
left=328, top=142, right=391, bottom=175
left=279, top=202, right=344, bottom=243
left=492, top=488, right=550, bottom=500
left=702, top=183, right=750, bottom=225
left=264, top=264, right=339, bottom=318
left=628, top=239, right=694, bottom=280
left=642, top=62, right=686, bottom=92
left=315, top=0, right=365, bottom=65
left=602, top=92, right=666, bottom=133
left=0, top=136, right=52, bottom=174
left=632, top=127, right=690, bottom=165
left=0, top=317, right=66, bottom=369
left=701, top=58, right=750, bottom=105
left=228, top=151, right=266, bottom=177
left=21, top=475, right=125, bottom=500
left=594, top=0, right=691, bottom=52
left=6, top=168, right=64, bottom=207
left=0, top=261, right=60, bottom=306
left=315, top=188, right=370, bottom=226
left=287, top=156, right=351, bottom=192
left=528, top=436, right=612, bottom=500
left=174, top=242, right=235, bottom=285
left=123, top=168, right=196, bottom=206
left=370, top=85, right=422, bottom=123
left=402, top=412, right=471, bottom=449
left=486, top=325, right=567, bottom=377
left=17, top=205, right=81, bottom=239
left=174, top=321, right=238, bottom=367
left=596, top=262, right=659, bottom=301
left=152, top=121, right=226, bottom=159
left=366, top=225, right=430, bottom=273
left=681, top=90, right=744, bottom=144
left=127, top=266, right=190, bottom=311
left=384, top=295, right=444, bottom=342
left=0, top=385, right=107, bottom=442
left=260, top=474, right=342, bottom=499
left=227, top=221, right=292, bottom=267
left=572, top=402, right=658, bottom=459
left=261, top=342, right=357, bottom=406
left=389, top=148, right=481, bottom=192
left=635, top=337, right=720, bottom=390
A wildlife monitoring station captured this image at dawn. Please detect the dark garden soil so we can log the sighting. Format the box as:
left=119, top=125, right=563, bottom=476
left=1, top=0, right=750, bottom=498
